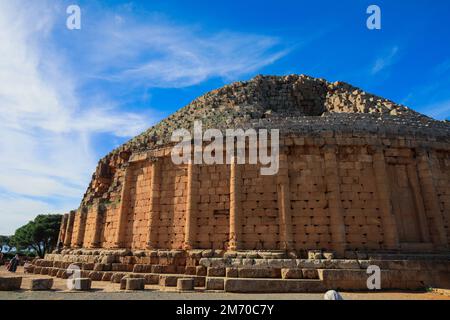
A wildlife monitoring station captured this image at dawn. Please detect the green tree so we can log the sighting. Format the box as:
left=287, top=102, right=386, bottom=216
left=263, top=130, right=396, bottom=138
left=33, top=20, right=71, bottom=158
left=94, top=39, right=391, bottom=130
left=11, top=214, right=62, bottom=258
left=0, top=235, right=13, bottom=253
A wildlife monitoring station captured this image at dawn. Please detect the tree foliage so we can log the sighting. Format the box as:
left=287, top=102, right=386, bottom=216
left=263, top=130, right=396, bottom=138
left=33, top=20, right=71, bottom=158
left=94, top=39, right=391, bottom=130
left=10, top=214, right=62, bottom=258
left=0, top=235, right=12, bottom=253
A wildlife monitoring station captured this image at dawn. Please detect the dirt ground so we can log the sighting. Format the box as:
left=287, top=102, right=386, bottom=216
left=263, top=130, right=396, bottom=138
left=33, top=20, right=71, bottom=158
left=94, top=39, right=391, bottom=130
left=1, top=266, right=449, bottom=300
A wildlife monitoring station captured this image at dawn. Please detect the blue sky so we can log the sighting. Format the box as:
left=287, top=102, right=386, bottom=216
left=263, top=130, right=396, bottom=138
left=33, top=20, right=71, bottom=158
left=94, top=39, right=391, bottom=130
left=1, top=0, right=450, bottom=234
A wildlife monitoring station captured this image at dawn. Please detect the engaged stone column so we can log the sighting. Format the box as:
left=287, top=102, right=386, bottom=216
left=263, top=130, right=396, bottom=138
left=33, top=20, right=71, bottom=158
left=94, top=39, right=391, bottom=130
left=90, top=202, right=104, bottom=248
left=277, top=152, right=293, bottom=251
left=73, top=208, right=88, bottom=248
left=229, top=157, right=242, bottom=251
left=416, top=149, right=448, bottom=250
left=58, top=214, right=68, bottom=248
left=323, top=145, right=346, bottom=257
left=63, top=210, right=76, bottom=248
left=373, top=147, right=399, bottom=250
left=147, top=161, right=161, bottom=249
left=184, top=162, right=199, bottom=250
left=114, top=166, right=132, bottom=248
left=406, top=163, right=431, bottom=243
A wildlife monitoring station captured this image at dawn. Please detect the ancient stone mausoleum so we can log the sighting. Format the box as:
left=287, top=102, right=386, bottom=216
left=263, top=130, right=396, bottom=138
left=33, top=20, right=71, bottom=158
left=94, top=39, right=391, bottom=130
left=59, top=75, right=450, bottom=256
left=30, top=75, right=449, bottom=292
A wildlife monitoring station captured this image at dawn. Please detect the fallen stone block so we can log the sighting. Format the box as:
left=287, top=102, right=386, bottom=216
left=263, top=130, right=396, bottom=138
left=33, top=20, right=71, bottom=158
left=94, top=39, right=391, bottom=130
left=0, top=277, right=22, bottom=291
left=69, top=278, right=91, bottom=291
left=30, top=278, right=53, bottom=291
left=177, top=278, right=195, bottom=291
left=126, top=278, right=145, bottom=290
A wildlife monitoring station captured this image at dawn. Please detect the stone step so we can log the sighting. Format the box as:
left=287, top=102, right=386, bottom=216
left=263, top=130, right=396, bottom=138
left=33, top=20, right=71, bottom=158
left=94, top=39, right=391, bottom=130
left=224, top=278, right=325, bottom=293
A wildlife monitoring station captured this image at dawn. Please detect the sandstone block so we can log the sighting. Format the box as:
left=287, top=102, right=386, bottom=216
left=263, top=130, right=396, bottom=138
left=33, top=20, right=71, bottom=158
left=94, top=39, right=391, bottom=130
left=296, top=259, right=325, bottom=269
left=323, top=252, right=335, bottom=260
left=144, top=274, right=159, bottom=285
left=206, top=277, right=225, bottom=291
left=88, top=271, right=103, bottom=281
left=281, top=268, right=303, bottom=279
left=159, top=275, right=179, bottom=287
left=126, top=278, right=145, bottom=290
left=226, top=267, right=238, bottom=278
left=101, top=255, right=116, bottom=264
left=207, top=267, right=226, bottom=277
left=110, top=272, right=126, bottom=283
left=177, top=278, right=195, bottom=291
left=185, top=266, right=197, bottom=275
left=0, top=277, right=22, bottom=291
left=308, top=250, right=323, bottom=260
left=302, top=269, right=319, bottom=279
left=70, top=278, right=91, bottom=291
left=101, top=272, right=113, bottom=281
left=30, top=278, right=53, bottom=291
left=111, top=263, right=130, bottom=272
left=24, top=264, right=35, bottom=274
left=238, top=268, right=280, bottom=278
left=196, top=266, right=207, bottom=276
left=224, top=278, right=325, bottom=293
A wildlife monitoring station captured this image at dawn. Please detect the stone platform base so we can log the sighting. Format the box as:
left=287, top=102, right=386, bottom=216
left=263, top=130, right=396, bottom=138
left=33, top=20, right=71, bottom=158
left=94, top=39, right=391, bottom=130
left=27, top=249, right=450, bottom=293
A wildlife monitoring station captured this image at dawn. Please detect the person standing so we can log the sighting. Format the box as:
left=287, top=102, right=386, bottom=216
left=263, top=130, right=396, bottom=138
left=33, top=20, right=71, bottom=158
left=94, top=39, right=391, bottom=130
left=7, top=254, right=20, bottom=273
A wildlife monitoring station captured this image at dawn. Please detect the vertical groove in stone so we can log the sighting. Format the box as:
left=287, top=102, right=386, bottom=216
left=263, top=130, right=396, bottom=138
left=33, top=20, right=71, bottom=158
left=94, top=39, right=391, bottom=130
left=277, top=152, right=293, bottom=251
left=406, top=163, right=431, bottom=243
left=147, top=161, right=161, bottom=249
left=373, top=147, right=399, bottom=250
left=323, top=145, right=346, bottom=257
left=229, top=157, right=242, bottom=251
left=417, top=149, right=448, bottom=250
left=114, top=166, right=131, bottom=248
left=63, top=210, right=76, bottom=248
left=184, top=161, right=199, bottom=249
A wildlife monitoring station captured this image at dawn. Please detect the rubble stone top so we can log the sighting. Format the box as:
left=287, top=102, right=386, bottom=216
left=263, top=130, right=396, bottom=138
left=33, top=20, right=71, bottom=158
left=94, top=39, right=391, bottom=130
left=112, top=74, right=448, bottom=156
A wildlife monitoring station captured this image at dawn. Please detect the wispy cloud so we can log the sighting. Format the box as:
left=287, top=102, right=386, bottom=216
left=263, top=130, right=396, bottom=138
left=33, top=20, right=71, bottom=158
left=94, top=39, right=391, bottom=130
left=78, top=11, right=289, bottom=88
left=0, top=1, right=151, bottom=234
left=371, top=46, right=399, bottom=75
left=0, top=1, right=291, bottom=234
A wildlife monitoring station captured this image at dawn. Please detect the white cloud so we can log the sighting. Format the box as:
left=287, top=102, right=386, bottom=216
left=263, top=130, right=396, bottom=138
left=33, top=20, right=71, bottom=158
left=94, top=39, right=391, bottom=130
left=0, top=1, right=150, bottom=234
left=371, top=46, right=399, bottom=75
left=0, top=1, right=289, bottom=235
left=80, top=12, right=289, bottom=88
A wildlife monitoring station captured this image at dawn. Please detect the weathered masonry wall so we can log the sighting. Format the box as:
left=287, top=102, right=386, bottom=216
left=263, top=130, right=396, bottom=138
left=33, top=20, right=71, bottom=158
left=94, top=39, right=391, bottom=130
left=60, top=134, right=450, bottom=256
